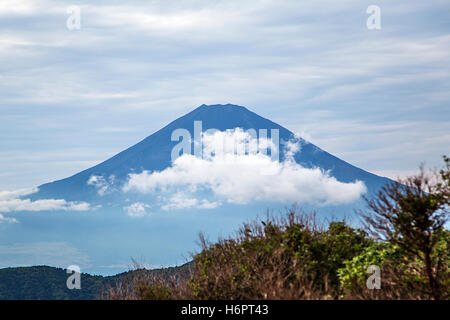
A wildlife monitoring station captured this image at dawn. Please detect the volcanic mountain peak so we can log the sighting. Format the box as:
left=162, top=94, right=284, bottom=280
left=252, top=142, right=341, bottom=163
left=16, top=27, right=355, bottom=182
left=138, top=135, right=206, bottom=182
left=31, top=104, right=391, bottom=203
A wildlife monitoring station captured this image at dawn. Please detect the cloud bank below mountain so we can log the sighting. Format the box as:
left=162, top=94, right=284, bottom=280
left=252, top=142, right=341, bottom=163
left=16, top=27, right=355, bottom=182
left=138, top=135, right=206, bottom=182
left=0, top=187, right=90, bottom=221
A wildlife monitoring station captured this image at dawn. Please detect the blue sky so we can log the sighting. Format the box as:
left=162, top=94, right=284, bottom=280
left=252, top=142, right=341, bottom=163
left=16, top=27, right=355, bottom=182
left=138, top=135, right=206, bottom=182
left=1, top=0, right=449, bottom=191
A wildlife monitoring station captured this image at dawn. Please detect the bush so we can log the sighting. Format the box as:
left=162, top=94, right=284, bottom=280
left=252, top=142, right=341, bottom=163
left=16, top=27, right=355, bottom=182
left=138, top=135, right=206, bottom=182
left=337, top=229, right=450, bottom=299
left=107, top=199, right=448, bottom=300
left=359, top=156, right=449, bottom=299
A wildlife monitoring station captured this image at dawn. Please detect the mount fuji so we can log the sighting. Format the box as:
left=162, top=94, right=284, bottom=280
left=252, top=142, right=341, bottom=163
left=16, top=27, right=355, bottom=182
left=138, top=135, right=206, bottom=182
left=30, top=104, right=391, bottom=204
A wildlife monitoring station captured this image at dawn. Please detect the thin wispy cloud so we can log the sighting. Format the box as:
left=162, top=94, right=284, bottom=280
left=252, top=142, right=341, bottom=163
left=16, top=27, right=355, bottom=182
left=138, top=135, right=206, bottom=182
left=0, top=242, right=91, bottom=269
left=0, top=213, right=18, bottom=224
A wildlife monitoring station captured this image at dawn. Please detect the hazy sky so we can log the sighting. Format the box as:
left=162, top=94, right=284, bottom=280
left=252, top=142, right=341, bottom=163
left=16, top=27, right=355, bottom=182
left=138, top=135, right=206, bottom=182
left=1, top=0, right=449, bottom=190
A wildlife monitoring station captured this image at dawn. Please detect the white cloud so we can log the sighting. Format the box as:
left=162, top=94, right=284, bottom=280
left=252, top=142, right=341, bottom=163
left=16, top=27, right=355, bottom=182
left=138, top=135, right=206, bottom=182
left=88, top=175, right=116, bottom=196
left=283, top=138, right=301, bottom=161
left=160, top=192, right=221, bottom=211
left=123, top=202, right=150, bottom=217
left=0, top=198, right=90, bottom=213
left=0, top=213, right=18, bottom=224
left=125, top=130, right=366, bottom=206
left=201, top=128, right=278, bottom=159
left=0, top=187, right=37, bottom=201
left=0, top=187, right=90, bottom=213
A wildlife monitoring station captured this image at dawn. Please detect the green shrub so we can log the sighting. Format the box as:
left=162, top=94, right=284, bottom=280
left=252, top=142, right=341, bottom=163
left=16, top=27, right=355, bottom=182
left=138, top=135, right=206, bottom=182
left=188, top=210, right=371, bottom=299
left=337, top=229, right=450, bottom=299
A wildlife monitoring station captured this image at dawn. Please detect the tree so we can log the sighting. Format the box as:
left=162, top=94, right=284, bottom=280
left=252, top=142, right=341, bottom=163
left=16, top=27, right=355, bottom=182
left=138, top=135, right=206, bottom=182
left=360, top=156, right=449, bottom=299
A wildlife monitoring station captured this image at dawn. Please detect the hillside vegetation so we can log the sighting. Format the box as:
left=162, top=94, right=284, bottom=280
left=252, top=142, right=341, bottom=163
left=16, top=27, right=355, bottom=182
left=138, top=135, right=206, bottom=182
left=0, top=264, right=191, bottom=300
left=107, top=157, right=449, bottom=300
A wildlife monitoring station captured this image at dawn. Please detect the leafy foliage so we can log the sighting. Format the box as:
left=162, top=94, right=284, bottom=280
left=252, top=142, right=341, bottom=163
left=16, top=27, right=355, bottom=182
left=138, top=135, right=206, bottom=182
left=187, top=211, right=371, bottom=299
left=359, top=156, right=450, bottom=299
